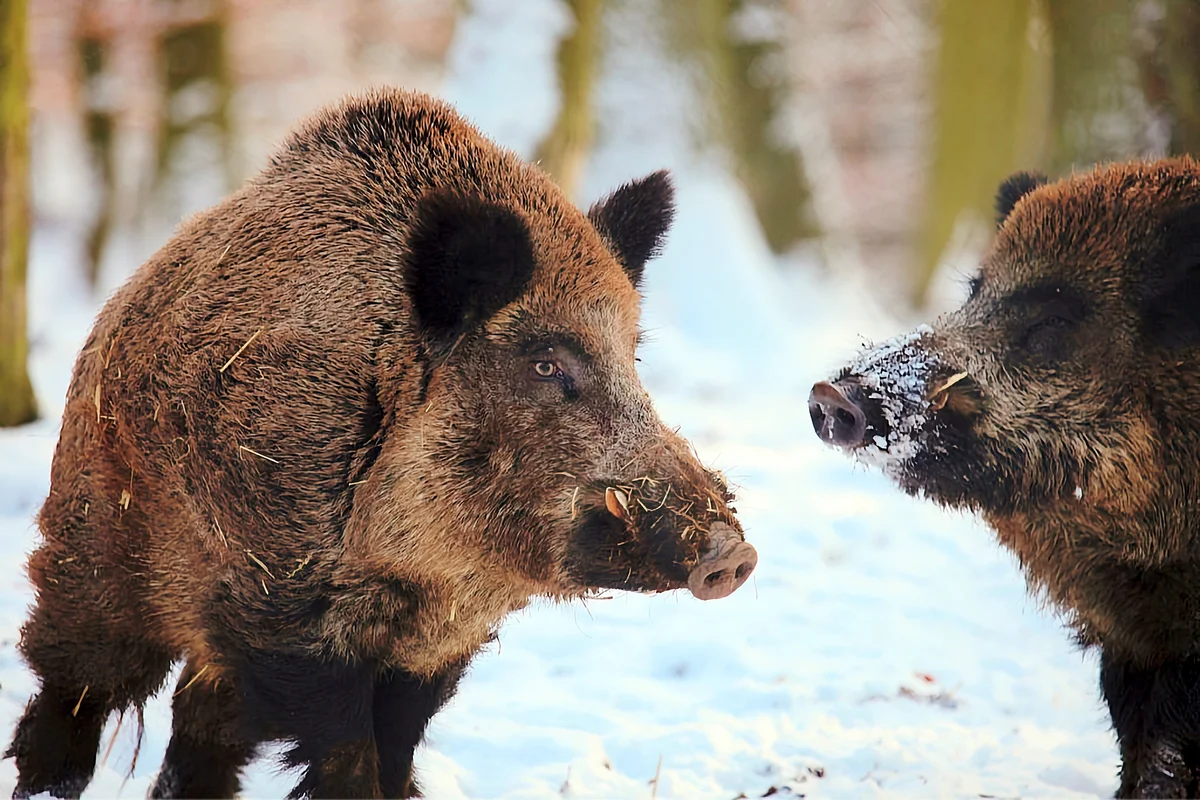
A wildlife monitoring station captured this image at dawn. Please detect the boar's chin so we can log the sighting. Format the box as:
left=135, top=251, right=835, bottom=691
left=563, top=507, right=689, bottom=594
left=887, top=448, right=992, bottom=510
left=886, top=435, right=1060, bottom=516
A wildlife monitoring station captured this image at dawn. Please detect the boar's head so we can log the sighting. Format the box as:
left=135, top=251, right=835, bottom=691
left=810, top=160, right=1200, bottom=522
left=391, top=171, right=755, bottom=602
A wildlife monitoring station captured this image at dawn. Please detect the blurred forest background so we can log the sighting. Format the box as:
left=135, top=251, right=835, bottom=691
left=1, top=0, right=1199, bottom=427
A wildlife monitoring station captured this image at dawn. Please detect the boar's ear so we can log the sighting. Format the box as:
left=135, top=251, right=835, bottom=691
left=406, top=190, right=535, bottom=342
left=1143, top=203, right=1200, bottom=348
left=995, top=171, right=1048, bottom=227
left=587, top=170, right=675, bottom=289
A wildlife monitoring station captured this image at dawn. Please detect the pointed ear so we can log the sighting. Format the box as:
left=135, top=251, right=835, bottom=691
left=406, top=190, right=535, bottom=342
left=1143, top=203, right=1200, bottom=348
left=995, top=171, right=1049, bottom=227
left=587, top=170, right=675, bottom=289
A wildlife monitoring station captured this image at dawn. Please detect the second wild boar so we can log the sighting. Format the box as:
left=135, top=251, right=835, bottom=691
left=812, top=158, right=1200, bottom=798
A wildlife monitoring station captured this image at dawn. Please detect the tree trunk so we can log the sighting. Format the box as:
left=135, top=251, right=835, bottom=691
left=667, top=0, right=818, bottom=254
left=0, top=0, right=37, bottom=427
left=1045, top=0, right=1145, bottom=173
left=913, top=0, right=1052, bottom=306
left=1138, top=0, right=1200, bottom=157
left=534, top=0, right=602, bottom=200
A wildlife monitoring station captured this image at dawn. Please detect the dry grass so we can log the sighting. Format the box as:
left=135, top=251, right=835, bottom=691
left=286, top=553, right=313, bottom=579
left=599, top=476, right=729, bottom=547
left=238, top=444, right=279, bottom=464
left=211, top=517, right=229, bottom=548
left=71, top=684, right=89, bottom=717
left=219, top=327, right=263, bottom=373
left=172, top=664, right=210, bottom=697
left=244, top=549, right=275, bottom=580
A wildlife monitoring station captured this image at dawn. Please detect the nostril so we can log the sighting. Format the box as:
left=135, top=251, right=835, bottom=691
left=808, top=381, right=868, bottom=449
left=809, top=402, right=827, bottom=429
left=688, top=541, right=757, bottom=601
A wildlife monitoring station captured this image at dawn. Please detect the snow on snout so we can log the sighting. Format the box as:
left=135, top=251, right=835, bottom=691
left=844, top=324, right=939, bottom=474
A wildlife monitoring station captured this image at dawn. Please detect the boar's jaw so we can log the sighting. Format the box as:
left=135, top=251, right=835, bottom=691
left=561, top=478, right=754, bottom=598
left=564, top=506, right=689, bottom=593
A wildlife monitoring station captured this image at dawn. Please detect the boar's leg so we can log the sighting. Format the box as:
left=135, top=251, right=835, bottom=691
left=1101, top=651, right=1200, bottom=798
left=373, top=657, right=471, bottom=798
left=8, top=534, right=173, bottom=798
left=150, top=662, right=258, bottom=798
left=221, top=643, right=381, bottom=798
left=7, top=684, right=108, bottom=799
left=293, top=740, right=382, bottom=799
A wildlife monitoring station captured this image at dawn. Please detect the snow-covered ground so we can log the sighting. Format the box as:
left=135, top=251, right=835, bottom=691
left=0, top=2, right=1120, bottom=798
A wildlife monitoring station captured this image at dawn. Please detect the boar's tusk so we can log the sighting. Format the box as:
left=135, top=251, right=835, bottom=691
left=929, top=371, right=969, bottom=410
left=605, top=487, right=630, bottom=520
left=930, top=371, right=969, bottom=397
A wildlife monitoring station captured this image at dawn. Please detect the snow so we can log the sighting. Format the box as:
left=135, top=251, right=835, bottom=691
left=0, top=2, right=1120, bottom=798
left=842, top=325, right=938, bottom=475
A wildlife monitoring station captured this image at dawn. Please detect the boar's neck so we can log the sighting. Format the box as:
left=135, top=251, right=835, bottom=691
left=985, top=470, right=1200, bottom=666
left=318, top=560, right=534, bottom=679
left=324, top=437, right=553, bottom=678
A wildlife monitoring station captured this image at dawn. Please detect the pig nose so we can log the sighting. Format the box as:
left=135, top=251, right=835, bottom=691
left=808, top=381, right=867, bottom=448
left=688, top=523, right=757, bottom=601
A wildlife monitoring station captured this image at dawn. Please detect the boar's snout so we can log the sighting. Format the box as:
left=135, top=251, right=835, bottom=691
left=570, top=466, right=754, bottom=600
left=687, top=523, right=757, bottom=600
left=809, top=381, right=868, bottom=448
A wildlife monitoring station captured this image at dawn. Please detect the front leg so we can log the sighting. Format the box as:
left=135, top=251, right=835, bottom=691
left=222, top=642, right=382, bottom=798
left=1101, top=650, right=1200, bottom=798
left=374, top=657, right=471, bottom=798
left=151, top=662, right=258, bottom=799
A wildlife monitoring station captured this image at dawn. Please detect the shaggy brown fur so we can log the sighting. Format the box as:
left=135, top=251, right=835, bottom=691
left=6, top=88, right=755, bottom=799
left=812, top=158, right=1200, bottom=797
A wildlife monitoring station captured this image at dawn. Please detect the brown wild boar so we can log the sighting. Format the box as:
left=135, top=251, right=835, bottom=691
left=7, top=89, right=756, bottom=799
left=810, top=158, right=1200, bottom=798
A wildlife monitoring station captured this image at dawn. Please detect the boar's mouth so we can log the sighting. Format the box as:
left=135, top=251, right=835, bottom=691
left=563, top=479, right=756, bottom=600
left=565, top=506, right=690, bottom=593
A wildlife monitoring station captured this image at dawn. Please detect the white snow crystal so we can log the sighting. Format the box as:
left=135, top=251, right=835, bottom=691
left=841, top=324, right=940, bottom=477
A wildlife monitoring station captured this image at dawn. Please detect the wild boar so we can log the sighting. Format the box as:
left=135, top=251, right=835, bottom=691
left=811, top=158, right=1200, bottom=798
left=7, top=88, right=756, bottom=799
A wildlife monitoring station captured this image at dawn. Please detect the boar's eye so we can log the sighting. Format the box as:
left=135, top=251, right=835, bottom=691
left=528, top=358, right=580, bottom=400
left=532, top=360, right=560, bottom=379
left=1009, top=286, right=1088, bottom=363
left=1018, top=314, right=1077, bottom=361
left=523, top=342, right=582, bottom=399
